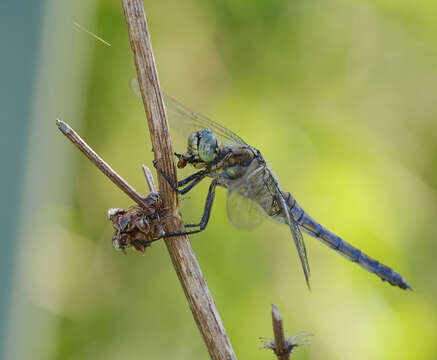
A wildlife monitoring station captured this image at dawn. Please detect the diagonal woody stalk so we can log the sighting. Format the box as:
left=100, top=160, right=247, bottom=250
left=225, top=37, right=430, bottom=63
left=120, top=1, right=237, bottom=359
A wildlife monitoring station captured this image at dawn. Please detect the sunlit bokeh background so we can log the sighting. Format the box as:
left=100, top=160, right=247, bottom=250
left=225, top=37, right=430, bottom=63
left=2, top=0, right=437, bottom=359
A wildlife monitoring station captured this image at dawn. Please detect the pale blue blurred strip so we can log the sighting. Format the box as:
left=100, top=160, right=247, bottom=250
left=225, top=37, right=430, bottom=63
left=0, top=0, right=44, bottom=358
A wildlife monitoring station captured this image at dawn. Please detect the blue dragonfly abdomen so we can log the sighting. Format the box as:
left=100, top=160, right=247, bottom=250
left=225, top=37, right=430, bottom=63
left=283, top=191, right=412, bottom=290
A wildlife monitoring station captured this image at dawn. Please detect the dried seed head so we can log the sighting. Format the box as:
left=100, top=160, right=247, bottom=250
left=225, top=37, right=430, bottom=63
left=108, top=208, right=124, bottom=220
left=136, top=217, right=150, bottom=234
left=108, top=192, right=167, bottom=254
left=112, top=236, right=122, bottom=250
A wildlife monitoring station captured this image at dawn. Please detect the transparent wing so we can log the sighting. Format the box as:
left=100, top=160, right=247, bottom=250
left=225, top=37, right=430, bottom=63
left=130, top=78, right=247, bottom=147
left=273, top=179, right=311, bottom=288
left=288, top=209, right=311, bottom=288
left=229, top=158, right=311, bottom=287
left=226, top=189, right=266, bottom=230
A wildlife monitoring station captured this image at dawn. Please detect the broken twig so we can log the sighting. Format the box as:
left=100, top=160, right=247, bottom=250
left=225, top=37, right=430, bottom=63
left=56, top=119, right=147, bottom=207
left=260, top=304, right=310, bottom=359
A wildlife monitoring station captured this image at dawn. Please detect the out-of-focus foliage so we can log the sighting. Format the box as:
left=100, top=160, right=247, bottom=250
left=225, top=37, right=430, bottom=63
left=8, top=0, right=437, bottom=359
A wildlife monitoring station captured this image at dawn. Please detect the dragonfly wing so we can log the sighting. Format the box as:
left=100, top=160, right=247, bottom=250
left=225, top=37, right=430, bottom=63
left=164, top=94, right=248, bottom=147
left=130, top=78, right=247, bottom=147
left=288, top=208, right=311, bottom=288
left=226, top=160, right=267, bottom=229
left=229, top=159, right=311, bottom=287
left=274, top=179, right=311, bottom=288
left=226, top=189, right=266, bottom=230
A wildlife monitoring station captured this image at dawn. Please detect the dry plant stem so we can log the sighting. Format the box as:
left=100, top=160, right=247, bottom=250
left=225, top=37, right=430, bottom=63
left=56, top=119, right=148, bottom=207
left=142, top=165, right=157, bottom=193
left=271, top=304, right=291, bottom=360
left=121, top=1, right=237, bottom=359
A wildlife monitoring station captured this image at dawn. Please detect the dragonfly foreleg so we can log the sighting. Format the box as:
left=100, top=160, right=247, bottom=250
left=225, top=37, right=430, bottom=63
left=178, top=174, right=206, bottom=194
left=178, top=170, right=205, bottom=187
left=154, top=161, right=206, bottom=194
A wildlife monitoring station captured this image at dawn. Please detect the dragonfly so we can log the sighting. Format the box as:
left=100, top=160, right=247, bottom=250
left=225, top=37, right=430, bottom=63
left=132, top=80, right=411, bottom=290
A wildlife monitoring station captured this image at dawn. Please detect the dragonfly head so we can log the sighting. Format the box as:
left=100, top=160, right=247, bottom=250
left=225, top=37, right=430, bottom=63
left=181, top=129, right=218, bottom=167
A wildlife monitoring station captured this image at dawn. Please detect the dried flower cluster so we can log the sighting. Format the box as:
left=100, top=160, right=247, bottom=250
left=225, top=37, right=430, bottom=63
left=108, top=192, right=166, bottom=253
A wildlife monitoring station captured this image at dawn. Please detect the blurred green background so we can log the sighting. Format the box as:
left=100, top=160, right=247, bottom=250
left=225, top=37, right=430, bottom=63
left=2, top=0, right=437, bottom=359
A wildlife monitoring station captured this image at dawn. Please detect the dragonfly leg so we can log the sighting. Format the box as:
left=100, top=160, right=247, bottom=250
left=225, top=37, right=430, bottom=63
left=163, top=180, right=218, bottom=238
left=184, top=180, right=217, bottom=229
left=134, top=236, right=165, bottom=247
left=178, top=174, right=206, bottom=195
left=153, top=160, right=206, bottom=194
left=178, top=170, right=205, bottom=187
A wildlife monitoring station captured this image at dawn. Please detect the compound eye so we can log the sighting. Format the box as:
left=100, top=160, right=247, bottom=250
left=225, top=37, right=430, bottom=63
left=197, top=129, right=217, bottom=163
left=187, top=133, right=198, bottom=155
